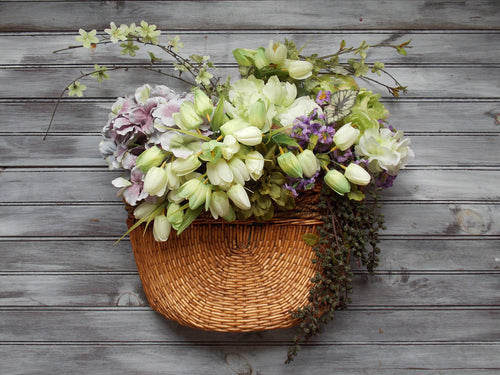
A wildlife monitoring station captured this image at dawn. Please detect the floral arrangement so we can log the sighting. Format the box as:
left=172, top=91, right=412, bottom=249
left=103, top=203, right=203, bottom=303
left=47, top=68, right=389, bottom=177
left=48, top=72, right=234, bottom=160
left=49, top=21, right=414, bottom=362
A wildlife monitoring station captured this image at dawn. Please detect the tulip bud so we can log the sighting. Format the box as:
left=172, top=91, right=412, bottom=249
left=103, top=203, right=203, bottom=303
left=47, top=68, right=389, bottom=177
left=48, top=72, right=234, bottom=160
left=333, top=123, right=360, bottom=151
left=254, top=47, right=270, bottom=69
left=194, top=89, right=213, bottom=117
left=297, top=149, right=320, bottom=178
left=206, top=158, right=234, bottom=186
left=177, top=179, right=210, bottom=210
left=220, top=117, right=251, bottom=136
left=232, top=48, right=256, bottom=67
left=265, top=40, right=287, bottom=65
left=174, top=101, right=203, bottom=130
left=234, top=126, right=263, bottom=146
left=221, top=135, right=240, bottom=160
left=209, top=191, right=230, bottom=219
left=228, top=157, right=250, bottom=185
left=227, top=183, right=252, bottom=210
left=324, top=169, right=351, bottom=195
left=153, top=214, right=172, bottom=242
left=222, top=205, right=237, bottom=222
left=135, top=146, right=167, bottom=173
left=287, top=60, right=313, bottom=80
left=143, top=166, right=168, bottom=197
left=245, top=151, right=264, bottom=180
left=172, top=154, right=201, bottom=176
left=133, top=202, right=158, bottom=220
left=277, top=151, right=303, bottom=178
left=166, top=202, right=184, bottom=229
left=344, top=163, right=371, bottom=186
left=164, top=162, right=181, bottom=190
left=248, top=99, right=267, bottom=129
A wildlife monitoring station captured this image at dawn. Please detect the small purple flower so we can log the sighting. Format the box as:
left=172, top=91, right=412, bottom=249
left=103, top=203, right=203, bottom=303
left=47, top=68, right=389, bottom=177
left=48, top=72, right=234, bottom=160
left=331, top=147, right=354, bottom=163
left=375, top=172, right=397, bottom=189
left=316, top=90, right=331, bottom=106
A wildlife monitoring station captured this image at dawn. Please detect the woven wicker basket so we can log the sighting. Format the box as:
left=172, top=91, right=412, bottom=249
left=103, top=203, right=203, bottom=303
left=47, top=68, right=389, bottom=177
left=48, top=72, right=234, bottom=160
left=127, top=190, right=323, bottom=332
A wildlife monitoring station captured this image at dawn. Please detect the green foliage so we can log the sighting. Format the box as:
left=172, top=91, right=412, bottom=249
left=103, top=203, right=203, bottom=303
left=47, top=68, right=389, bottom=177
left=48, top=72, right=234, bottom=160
left=285, top=185, right=384, bottom=364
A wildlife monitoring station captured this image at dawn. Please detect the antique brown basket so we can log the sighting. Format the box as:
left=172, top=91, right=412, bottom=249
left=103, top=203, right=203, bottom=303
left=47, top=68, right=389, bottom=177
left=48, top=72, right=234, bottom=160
left=127, top=190, right=323, bottom=332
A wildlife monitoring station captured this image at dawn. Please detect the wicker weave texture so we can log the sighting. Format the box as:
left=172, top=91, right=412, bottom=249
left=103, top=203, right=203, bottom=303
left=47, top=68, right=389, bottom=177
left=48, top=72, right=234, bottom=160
left=128, top=217, right=322, bottom=332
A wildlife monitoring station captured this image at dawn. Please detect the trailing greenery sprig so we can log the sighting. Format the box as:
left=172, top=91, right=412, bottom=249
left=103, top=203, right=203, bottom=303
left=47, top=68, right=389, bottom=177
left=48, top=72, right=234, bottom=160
left=286, top=184, right=384, bottom=363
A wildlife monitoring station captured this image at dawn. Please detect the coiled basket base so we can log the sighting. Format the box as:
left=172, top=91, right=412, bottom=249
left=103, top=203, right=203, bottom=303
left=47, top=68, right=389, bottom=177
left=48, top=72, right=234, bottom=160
left=127, top=215, right=322, bottom=332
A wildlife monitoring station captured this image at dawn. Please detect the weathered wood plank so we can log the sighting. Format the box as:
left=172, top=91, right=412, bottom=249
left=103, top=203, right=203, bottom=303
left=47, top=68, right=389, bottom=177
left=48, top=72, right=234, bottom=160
left=1, top=67, right=500, bottom=99
left=2, top=101, right=499, bottom=134
left=1, top=309, right=498, bottom=343
left=2, top=169, right=499, bottom=203
left=1, top=273, right=498, bottom=307
left=2, top=32, right=499, bottom=65
left=1, top=0, right=499, bottom=31
left=1, top=344, right=499, bottom=374
left=1, top=134, right=498, bottom=167
left=0, top=203, right=498, bottom=237
left=1, top=238, right=499, bottom=272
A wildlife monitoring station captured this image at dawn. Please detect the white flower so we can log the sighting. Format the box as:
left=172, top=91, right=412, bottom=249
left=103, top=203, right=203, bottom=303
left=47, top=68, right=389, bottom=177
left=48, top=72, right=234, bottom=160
left=227, top=184, right=251, bottom=210
left=333, top=123, right=360, bottom=151
left=221, top=135, right=240, bottom=160
left=172, top=154, right=201, bottom=176
left=277, top=96, right=321, bottom=127
left=344, top=163, right=371, bottom=186
left=143, top=166, right=168, bottom=196
left=159, top=131, right=203, bottom=159
left=206, top=158, right=234, bottom=186
left=210, top=191, right=230, bottom=219
left=233, top=126, right=263, bottom=146
left=153, top=215, right=172, bottom=242
left=265, top=40, right=287, bottom=65
left=286, top=59, right=314, bottom=80
left=133, top=202, right=158, bottom=220
left=297, top=149, right=320, bottom=178
left=228, top=157, right=250, bottom=185
left=245, top=151, right=264, bottom=180
left=355, top=128, right=414, bottom=175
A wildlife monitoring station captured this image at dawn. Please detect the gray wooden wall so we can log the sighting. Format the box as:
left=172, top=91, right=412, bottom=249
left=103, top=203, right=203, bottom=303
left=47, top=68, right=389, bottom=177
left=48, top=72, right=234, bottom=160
left=1, top=1, right=499, bottom=374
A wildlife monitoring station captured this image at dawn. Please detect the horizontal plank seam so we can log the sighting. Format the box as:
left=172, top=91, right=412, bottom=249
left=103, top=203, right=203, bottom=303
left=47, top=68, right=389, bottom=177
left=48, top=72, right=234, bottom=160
left=2, top=200, right=498, bottom=206
left=1, top=235, right=499, bottom=241
left=1, top=97, right=499, bottom=103
left=3, top=63, right=500, bottom=68
left=1, top=270, right=498, bottom=276
left=0, top=342, right=499, bottom=348
left=3, top=166, right=500, bottom=172
left=0, top=339, right=500, bottom=348
left=1, top=306, right=498, bottom=311
left=3, top=30, right=500, bottom=36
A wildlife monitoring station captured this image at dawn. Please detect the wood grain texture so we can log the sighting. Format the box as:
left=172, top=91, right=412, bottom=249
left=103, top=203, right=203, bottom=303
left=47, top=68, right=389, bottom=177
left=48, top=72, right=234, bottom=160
left=1, top=273, right=498, bottom=307
left=2, top=133, right=499, bottom=167
left=1, top=238, right=499, bottom=272
left=0, top=203, right=499, bottom=237
left=1, top=0, right=499, bottom=373
left=2, top=344, right=499, bottom=375
left=1, top=309, right=498, bottom=343
left=1, top=0, right=499, bottom=31
left=2, top=100, right=500, bottom=134
left=3, top=169, right=500, bottom=203
left=2, top=32, right=500, bottom=65
left=1, top=66, right=500, bottom=99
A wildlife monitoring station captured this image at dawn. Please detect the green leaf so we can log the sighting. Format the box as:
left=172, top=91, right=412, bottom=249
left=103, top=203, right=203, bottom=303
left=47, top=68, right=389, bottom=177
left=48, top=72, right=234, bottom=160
left=303, top=233, right=319, bottom=246
left=270, top=133, right=299, bottom=148
left=147, top=52, right=163, bottom=64
left=210, top=96, right=225, bottom=131
left=176, top=206, right=203, bottom=235
left=324, top=89, right=358, bottom=123
left=396, top=46, right=407, bottom=56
